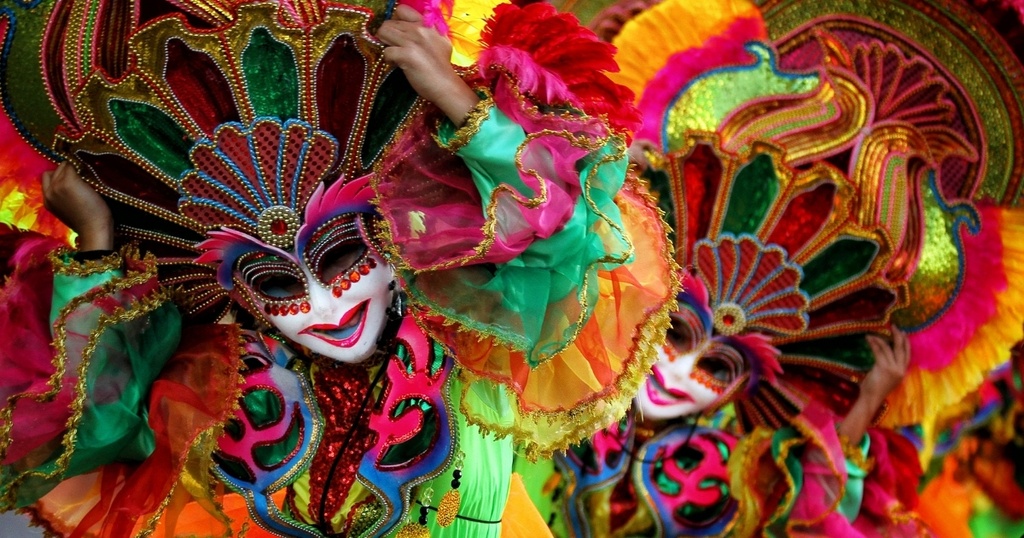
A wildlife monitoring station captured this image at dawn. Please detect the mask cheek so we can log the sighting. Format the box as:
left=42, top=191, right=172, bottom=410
left=683, top=375, right=724, bottom=411
left=639, top=352, right=707, bottom=419
left=268, top=310, right=316, bottom=344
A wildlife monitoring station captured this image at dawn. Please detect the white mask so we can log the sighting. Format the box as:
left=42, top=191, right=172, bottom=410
left=235, top=214, right=395, bottom=364
left=638, top=281, right=747, bottom=420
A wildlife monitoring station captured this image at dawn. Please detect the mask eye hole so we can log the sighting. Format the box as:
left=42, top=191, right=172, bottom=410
left=317, top=242, right=367, bottom=284
left=696, top=356, right=733, bottom=384
left=305, top=215, right=368, bottom=286
left=238, top=253, right=305, bottom=303
left=694, top=346, right=744, bottom=387
left=666, top=315, right=697, bottom=353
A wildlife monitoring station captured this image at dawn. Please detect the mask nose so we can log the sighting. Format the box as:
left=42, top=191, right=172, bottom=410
left=669, top=354, right=697, bottom=381
left=307, top=285, right=335, bottom=318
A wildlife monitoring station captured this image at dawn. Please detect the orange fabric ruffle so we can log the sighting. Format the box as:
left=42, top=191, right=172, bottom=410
left=457, top=177, right=678, bottom=456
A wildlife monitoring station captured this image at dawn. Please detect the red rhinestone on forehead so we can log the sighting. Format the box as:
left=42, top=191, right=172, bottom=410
left=712, top=303, right=746, bottom=336
left=257, top=205, right=300, bottom=249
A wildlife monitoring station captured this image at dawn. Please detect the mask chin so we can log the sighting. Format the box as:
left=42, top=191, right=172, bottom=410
left=243, top=252, right=396, bottom=364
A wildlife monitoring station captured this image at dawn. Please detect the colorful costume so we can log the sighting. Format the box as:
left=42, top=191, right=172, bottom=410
left=0, top=0, right=676, bottom=536
left=917, top=349, right=1024, bottom=537
left=529, top=0, right=1024, bottom=535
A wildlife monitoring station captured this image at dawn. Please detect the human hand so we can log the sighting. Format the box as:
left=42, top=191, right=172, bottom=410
left=376, top=4, right=480, bottom=125
left=861, top=328, right=910, bottom=402
left=627, top=139, right=662, bottom=172
left=837, top=329, right=909, bottom=444
left=42, top=162, right=113, bottom=251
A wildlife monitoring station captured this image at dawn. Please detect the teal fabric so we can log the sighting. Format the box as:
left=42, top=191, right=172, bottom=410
left=838, top=434, right=871, bottom=523
left=14, top=267, right=182, bottom=507
left=424, top=105, right=631, bottom=365
left=50, top=269, right=121, bottom=327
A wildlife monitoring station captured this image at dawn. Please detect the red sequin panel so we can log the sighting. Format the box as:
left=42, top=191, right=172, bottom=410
left=305, top=363, right=379, bottom=532
left=254, top=122, right=285, bottom=188
left=165, top=39, right=241, bottom=135
left=806, top=285, right=898, bottom=331
left=316, top=35, right=367, bottom=160
left=780, top=365, right=859, bottom=417
left=278, top=124, right=309, bottom=201
left=675, top=144, right=722, bottom=261
left=765, top=182, right=836, bottom=257
left=77, top=151, right=183, bottom=212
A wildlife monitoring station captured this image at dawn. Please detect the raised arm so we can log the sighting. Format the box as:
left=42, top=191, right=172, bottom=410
left=42, top=162, right=113, bottom=251
left=376, top=4, right=480, bottom=126
left=838, top=329, right=910, bottom=444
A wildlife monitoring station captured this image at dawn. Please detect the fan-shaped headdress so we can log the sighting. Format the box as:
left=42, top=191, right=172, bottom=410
left=36, top=2, right=417, bottom=323
left=605, top=0, right=1024, bottom=430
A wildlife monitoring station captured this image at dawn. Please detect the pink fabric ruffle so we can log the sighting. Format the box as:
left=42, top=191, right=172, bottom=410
left=0, top=233, right=70, bottom=464
left=374, top=109, right=612, bottom=270
left=788, top=404, right=848, bottom=527
left=790, top=411, right=928, bottom=537
left=854, top=429, right=925, bottom=537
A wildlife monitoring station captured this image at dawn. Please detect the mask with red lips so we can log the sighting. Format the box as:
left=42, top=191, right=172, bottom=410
left=235, top=232, right=393, bottom=364
left=638, top=272, right=780, bottom=420
left=197, top=173, right=395, bottom=364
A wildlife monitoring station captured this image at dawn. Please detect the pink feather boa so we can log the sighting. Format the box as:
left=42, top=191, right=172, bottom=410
left=908, top=206, right=1004, bottom=371
left=634, top=16, right=767, bottom=145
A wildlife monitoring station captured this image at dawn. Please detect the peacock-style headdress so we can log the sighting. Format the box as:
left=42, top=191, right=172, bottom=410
left=2, top=0, right=678, bottom=458
left=24, top=1, right=422, bottom=322
left=603, top=0, right=1024, bottom=431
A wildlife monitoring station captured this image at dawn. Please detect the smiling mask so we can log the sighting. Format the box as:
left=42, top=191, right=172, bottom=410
left=191, top=119, right=395, bottom=364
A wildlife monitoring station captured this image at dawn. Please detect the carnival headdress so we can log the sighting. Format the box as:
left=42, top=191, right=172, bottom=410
left=3, top=0, right=677, bottom=455
left=606, top=0, right=1024, bottom=430
left=23, top=1, right=418, bottom=322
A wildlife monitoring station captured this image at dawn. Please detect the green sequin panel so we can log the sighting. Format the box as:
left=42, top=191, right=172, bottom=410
left=430, top=342, right=446, bottom=376
left=253, top=412, right=301, bottom=468
left=242, top=388, right=284, bottom=429
left=395, top=341, right=413, bottom=375
left=720, top=153, right=779, bottom=235
left=665, top=44, right=819, bottom=153
left=779, top=334, right=876, bottom=371
left=361, top=69, right=418, bottom=169
left=108, top=99, right=192, bottom=179
left=243, top=28, right=299, bottom=120
left=2, top=3, right=62, bottom=155
left=799, top=238, right=879, bottom=298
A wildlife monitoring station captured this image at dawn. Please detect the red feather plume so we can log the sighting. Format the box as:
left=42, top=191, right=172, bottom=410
left=478, top=3, right=640, bottom=137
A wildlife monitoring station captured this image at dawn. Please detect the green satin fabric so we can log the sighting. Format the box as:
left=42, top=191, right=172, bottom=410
left=839, top=434, right=871, bottom=523
left=12, top=270, right=182, bottom=506
left=417, top=378, right=514, bottom=538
